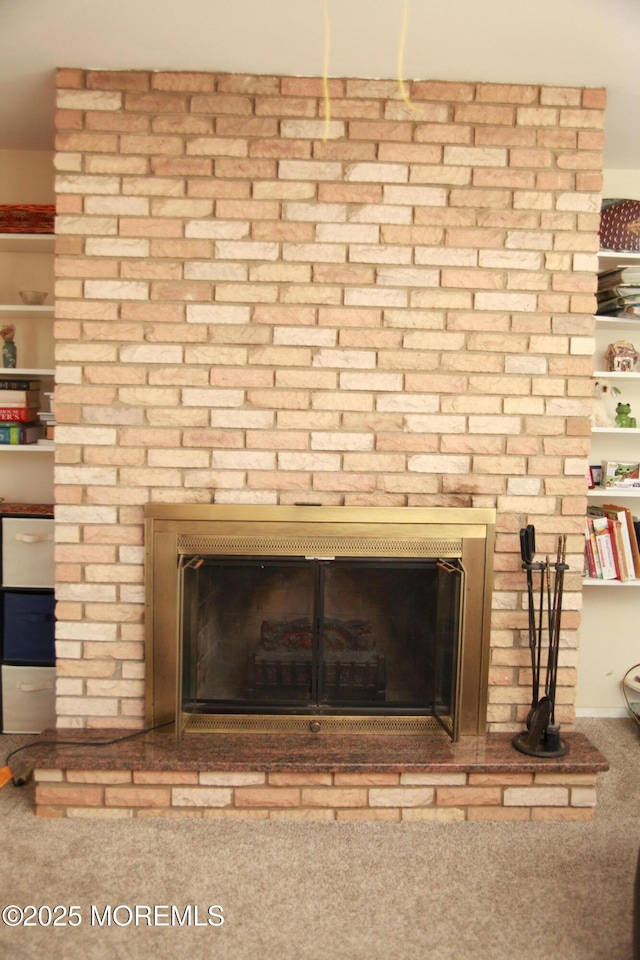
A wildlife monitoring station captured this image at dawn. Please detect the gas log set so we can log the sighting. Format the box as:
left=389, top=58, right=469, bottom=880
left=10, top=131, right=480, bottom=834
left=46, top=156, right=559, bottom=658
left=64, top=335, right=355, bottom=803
left=513, top=525, right=570, bottom=759
left=246, top=617, right=386, bottom=702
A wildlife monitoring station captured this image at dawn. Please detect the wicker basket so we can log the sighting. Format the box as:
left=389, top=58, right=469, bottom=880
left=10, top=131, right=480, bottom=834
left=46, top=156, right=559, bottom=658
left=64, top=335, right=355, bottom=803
left=0, top=205, right=55, bottom=234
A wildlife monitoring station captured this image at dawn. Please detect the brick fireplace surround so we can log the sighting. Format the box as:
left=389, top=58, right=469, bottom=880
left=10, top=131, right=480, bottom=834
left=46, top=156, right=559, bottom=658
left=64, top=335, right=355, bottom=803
left=32, top=68, right=609, bottom=819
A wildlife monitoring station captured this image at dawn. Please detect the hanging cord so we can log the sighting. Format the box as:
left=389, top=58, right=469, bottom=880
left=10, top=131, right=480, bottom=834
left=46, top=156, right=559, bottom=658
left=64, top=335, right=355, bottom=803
left=621, top=664, right=640, bottom=730
left=324, top=0, right=421, bottom=136
left=322, top=0, right=331, bottom=141
left=323, top=0, right=421, bottom=134
left=1, top=720, right=174, bottom=787
left=397, top=0, right=421, bottom=112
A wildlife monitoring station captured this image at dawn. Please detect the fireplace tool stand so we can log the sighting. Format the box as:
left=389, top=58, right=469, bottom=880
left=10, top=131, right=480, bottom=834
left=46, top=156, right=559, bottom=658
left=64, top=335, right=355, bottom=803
left=512, top=525, right=570, bottom=759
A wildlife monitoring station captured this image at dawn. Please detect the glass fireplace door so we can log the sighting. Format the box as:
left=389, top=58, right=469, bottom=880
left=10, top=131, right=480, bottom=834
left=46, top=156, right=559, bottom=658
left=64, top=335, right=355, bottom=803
left=320, top=560, right=463, bottom=723
left=179, top=555, right=464, bottom=730
left=181, top=558, right=316, bottom=713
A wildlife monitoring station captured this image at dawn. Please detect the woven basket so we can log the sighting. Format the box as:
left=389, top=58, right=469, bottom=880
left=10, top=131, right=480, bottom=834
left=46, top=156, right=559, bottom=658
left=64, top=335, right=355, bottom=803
left=0, top=205, right=55, bottom=234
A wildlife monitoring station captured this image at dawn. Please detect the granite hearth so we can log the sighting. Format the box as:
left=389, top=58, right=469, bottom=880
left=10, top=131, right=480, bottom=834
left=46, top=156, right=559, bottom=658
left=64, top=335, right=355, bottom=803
left=29, top=726, right=608, bottom=821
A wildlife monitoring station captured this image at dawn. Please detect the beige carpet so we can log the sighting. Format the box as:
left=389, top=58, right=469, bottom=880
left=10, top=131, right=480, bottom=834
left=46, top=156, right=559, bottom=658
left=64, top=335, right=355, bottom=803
left=0, top=718, right=638, bottom=960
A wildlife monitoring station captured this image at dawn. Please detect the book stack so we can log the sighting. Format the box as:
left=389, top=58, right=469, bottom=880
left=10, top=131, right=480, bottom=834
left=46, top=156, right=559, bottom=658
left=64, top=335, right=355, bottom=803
left=584, top=504, right=640, bottom=581
left=0, top=377, right=44, bottom=445
left=37, top=391, right=55, bottom=445
left=597, top=266, right=640, bottom=318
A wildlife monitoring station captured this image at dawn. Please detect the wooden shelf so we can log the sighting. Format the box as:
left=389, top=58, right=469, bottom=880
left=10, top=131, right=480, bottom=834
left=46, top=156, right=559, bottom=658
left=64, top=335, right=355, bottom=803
left=593, top=370, right=640, bottom=379
left=591, top=427, right=640, bottom=434
left=0, top=445, right=54, bottom=454
left=583, top=578, right=640, bottom=587
left=1, top=369, right=55, bottom=377
left=0, top=305, right=53, bottom=318
left=599, top=249, right=640, bottom=263
left=588, top=488, right=640, bottom=497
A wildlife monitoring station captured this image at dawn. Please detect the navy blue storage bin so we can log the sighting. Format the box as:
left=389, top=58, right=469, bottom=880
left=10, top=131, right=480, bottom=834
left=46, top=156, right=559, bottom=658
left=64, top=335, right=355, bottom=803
left=3, top=591, right=55, bottom=664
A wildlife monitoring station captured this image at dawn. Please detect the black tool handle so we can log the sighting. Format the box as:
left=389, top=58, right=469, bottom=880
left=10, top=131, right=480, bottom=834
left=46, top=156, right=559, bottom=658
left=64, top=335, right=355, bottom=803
left=519, top=528, right=527, bottom=563
left=520, top=525, right=536, bottom=564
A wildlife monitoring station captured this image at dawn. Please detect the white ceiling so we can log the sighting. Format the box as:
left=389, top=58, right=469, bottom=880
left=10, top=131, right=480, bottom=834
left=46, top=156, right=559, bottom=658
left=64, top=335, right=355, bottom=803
left=2, top=0, right=640, bottom=168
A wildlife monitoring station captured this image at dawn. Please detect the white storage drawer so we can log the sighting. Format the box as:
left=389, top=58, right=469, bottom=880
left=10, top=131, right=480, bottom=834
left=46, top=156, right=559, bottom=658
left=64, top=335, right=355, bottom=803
left=2, top=517, right=54, bottom=588
left=1, top=664, right=56, bottom=733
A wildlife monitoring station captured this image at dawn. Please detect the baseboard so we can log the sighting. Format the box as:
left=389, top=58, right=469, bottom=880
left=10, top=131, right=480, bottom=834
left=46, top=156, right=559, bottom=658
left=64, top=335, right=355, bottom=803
left=575, top=707, right=628, bottom=718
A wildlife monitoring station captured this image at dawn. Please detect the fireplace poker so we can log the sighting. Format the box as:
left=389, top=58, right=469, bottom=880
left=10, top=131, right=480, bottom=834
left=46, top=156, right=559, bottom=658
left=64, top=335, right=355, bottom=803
left=534, top=547, right=546, bottom=710
left=546, top=534, right=568, bottom=727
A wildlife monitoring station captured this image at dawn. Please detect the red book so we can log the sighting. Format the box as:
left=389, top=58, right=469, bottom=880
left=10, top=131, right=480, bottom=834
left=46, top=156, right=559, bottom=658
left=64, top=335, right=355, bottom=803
left=0, top=407, right=38, bottom=422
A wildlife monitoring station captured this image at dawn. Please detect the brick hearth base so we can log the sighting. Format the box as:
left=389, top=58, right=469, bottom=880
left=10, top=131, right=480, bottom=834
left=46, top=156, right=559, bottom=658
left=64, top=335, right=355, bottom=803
left=28, top=729, right=608, bottom=821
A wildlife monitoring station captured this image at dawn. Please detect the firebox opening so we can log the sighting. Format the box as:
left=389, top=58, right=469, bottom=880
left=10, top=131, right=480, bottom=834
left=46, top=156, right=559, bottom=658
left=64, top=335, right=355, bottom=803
left=179, top=556, right=464, bottom=736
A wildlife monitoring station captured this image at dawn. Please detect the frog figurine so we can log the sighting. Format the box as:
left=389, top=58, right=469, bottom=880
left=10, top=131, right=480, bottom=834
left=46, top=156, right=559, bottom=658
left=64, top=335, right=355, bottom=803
left=615, top=402, right=637, bottom=428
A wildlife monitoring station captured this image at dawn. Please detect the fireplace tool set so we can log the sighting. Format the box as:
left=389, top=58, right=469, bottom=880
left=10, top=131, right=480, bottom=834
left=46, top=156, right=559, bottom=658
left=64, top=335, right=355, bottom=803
left=512, top=525, right=570, bottom=758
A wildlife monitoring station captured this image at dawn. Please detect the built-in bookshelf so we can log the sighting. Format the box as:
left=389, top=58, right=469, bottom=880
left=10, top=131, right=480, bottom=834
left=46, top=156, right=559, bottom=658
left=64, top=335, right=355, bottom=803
left=584, top=249, right=640, bottom=587
left=0, top=233, right=54, bottom=501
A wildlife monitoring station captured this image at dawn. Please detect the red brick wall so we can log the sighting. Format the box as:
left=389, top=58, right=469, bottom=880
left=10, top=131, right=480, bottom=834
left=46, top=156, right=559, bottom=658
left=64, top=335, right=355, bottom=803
left=52, top=69, right=605, bottom=730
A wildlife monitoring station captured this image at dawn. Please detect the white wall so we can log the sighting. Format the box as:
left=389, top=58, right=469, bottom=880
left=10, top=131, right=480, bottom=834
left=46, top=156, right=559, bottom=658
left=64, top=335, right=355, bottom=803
left=602, top=170, right=640, bottom=201
left=0, top=151, right=54, bottom=203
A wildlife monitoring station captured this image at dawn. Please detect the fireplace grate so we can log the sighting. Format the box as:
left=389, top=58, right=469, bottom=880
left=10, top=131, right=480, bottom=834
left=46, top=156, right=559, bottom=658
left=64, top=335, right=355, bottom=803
left=180, top=713, right=449, bottom=736
left=177, top=535, right=463, bottom=558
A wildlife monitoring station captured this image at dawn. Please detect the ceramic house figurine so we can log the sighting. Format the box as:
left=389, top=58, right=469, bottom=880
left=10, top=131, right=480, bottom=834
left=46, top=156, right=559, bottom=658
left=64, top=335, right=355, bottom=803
left=605, top=340, right=639, bottom=372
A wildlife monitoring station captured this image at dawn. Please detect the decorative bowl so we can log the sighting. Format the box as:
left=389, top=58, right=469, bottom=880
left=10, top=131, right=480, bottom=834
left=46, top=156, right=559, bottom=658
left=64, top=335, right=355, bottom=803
left=19, top=290, right=48, bottom=305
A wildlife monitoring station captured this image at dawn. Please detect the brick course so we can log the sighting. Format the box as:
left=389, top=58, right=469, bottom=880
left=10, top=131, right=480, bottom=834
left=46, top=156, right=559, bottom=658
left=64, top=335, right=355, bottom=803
left=33, top=766, right=597, bottom=821
left=53, top=70, right=604, bottom=731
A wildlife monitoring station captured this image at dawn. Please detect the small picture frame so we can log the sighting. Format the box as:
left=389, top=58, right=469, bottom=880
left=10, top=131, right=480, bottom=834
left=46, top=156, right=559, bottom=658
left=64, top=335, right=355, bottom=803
left=587, top=466, right=596, bottom=489
left=590, top=464, right=602, bottom=488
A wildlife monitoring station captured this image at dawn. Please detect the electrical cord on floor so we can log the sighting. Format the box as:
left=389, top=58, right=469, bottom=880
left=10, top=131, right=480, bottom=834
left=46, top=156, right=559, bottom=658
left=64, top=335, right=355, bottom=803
left=1, top=720, right=174, bottom=788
